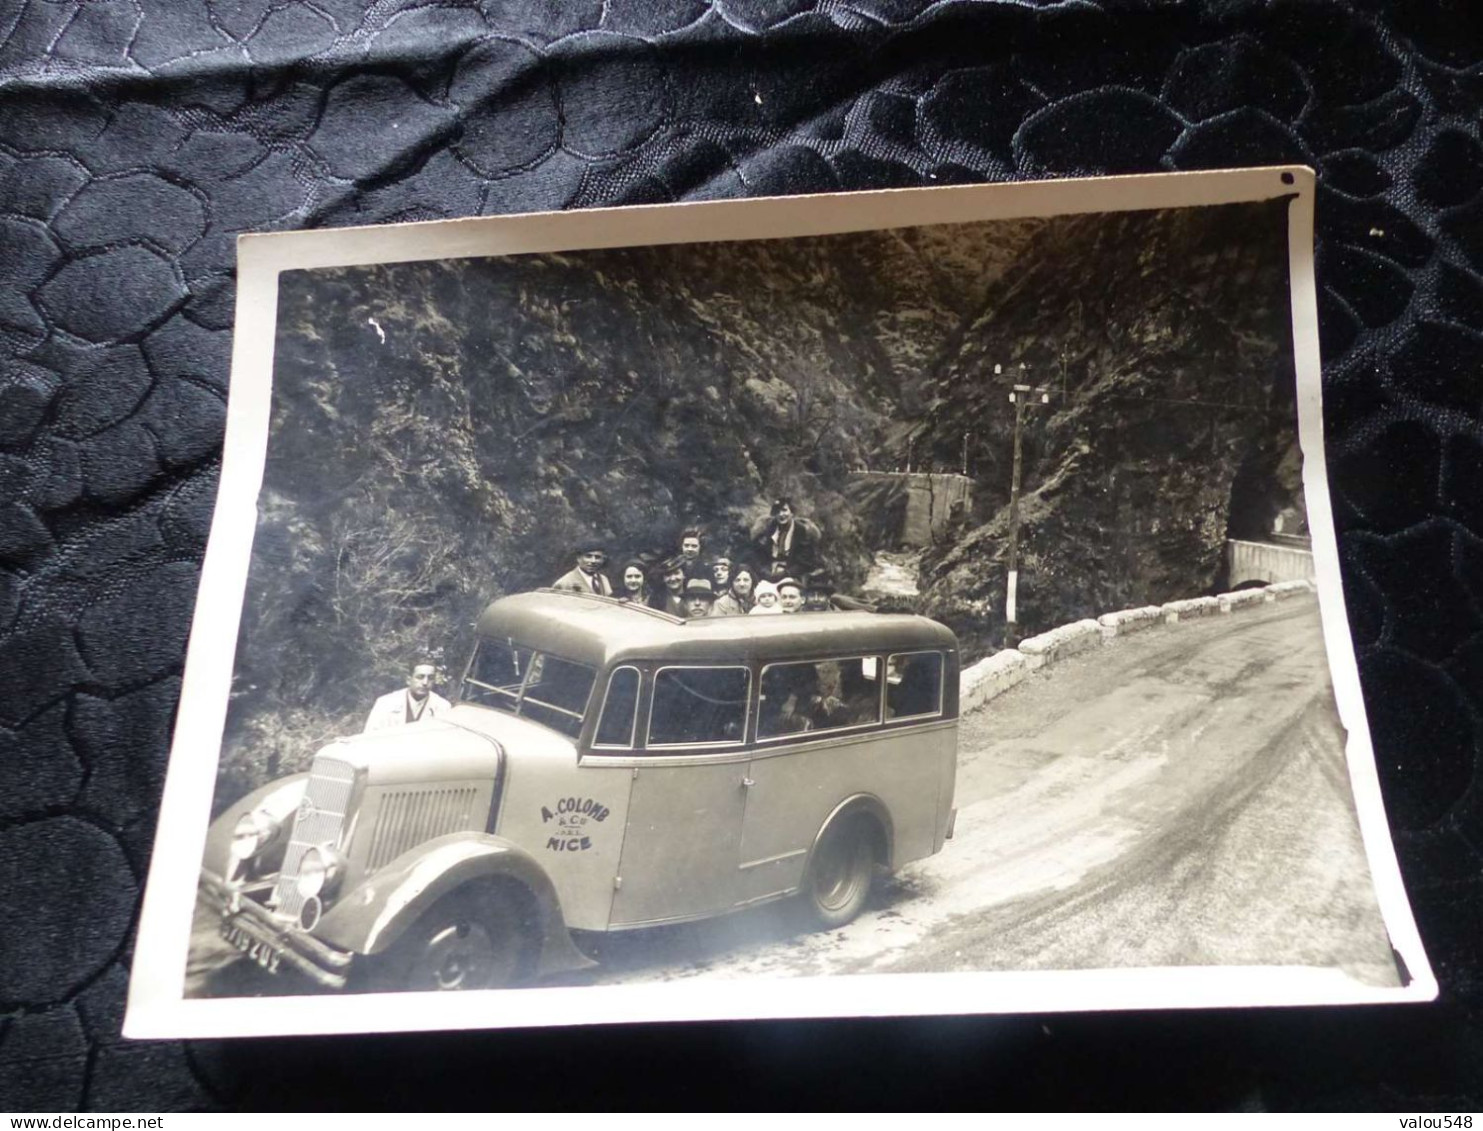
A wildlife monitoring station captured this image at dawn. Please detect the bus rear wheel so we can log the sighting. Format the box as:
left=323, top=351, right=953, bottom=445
left=802, top=814, right=877, bottom=929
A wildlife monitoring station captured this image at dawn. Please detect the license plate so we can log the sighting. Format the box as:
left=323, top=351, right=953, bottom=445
left=221, top=920, right=284, bottom=975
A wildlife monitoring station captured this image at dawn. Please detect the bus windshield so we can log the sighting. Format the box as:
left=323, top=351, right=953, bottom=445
left=461, top=639, right=596, bottom=740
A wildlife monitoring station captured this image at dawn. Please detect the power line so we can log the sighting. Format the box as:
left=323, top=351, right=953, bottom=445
left=982, top=359, right=1265, bottom=413
left=1084, top=393, right=1264, bottom=412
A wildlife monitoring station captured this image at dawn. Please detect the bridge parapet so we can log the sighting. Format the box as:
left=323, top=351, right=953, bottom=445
left=1227, top=538, right=1316, bottom=588
left=1268, top=579, right=1316, bottom=599
left=847, top=471, right=973, bottom=547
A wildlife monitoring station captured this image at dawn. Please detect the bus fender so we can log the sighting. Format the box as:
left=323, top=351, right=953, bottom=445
left=809, top=793, right=895, bottom=873
left=316, top=831, right=593, bottom=976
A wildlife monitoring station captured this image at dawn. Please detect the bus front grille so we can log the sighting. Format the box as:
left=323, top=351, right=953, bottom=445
left=271, top=756, right=356, bottom=920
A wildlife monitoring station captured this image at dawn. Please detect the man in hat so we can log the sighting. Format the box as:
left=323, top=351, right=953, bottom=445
left=803, top=570, right=837, bottom=612
left=682, top=577, right=717, bottom=619
left=552, top=541, right=612, bottom=596
left=776, top=576, right=805, bottom=614
left=364, top=661, right=452, bottom=733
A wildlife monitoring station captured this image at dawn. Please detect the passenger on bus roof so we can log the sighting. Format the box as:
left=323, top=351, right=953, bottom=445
left=710, top=554, right=733, bottom=593
left=753, top=497, right=819, bottom=576
left=678, top=527, right=707, bottom=580
left=803, top=570, right=836, bottom=612
left=616, top=558, right=651, bottom=605
left=750, top=580, right=782, bottom=614
left=776, top=577, right=804, bottom=613
left=714, top=562, right=756, bottom=616
left=683, top=578, right=717, bottom=619
left=552, top=541, right=612, bottom=597
left=651, top=557, right=687, bottom=618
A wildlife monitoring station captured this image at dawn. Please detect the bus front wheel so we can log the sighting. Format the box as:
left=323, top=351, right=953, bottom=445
left=362, top=882, right=535, bottom=992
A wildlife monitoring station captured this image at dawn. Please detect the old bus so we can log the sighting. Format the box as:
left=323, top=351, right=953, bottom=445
left=201, top=590, right=959, bottom=992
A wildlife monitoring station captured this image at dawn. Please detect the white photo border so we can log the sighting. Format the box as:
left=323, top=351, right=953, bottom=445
left=125, top=167, right=1438, bottom=1039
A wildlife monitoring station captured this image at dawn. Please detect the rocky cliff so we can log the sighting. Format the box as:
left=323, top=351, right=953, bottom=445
left=915, top=200, right=1300, bottom=657
left=219, top=200, right=1296, bottom=798
left=220, top=219, right=1037, bottom=795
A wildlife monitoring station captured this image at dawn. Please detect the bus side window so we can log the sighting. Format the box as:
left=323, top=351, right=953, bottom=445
left=885, top=651, right=943, bottom=720
left=594, top=666, right=640, bottom=748
left=648, top=667, right=750, bottom=747
left=759, top=658, right=880, bottom=738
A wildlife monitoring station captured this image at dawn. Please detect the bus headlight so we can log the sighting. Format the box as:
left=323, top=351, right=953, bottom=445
left=295, top=845, right=346, bottom=901
left=229, top=810, right=280, bottom=864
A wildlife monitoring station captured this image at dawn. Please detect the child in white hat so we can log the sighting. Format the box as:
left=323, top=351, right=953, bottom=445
left=750, top=580, right=783, bottom=614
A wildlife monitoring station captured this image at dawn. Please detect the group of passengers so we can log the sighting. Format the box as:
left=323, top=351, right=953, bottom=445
left=550, top=498, right=870, bottom=619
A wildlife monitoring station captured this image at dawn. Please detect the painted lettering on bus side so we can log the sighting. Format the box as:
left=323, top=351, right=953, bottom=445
left=540, top=797, right=608, bottom=851
left=540, top=797, right=609, bottom=823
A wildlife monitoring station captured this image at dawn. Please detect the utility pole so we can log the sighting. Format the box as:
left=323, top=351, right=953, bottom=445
left=1001, top=363, right=1051, bottom=648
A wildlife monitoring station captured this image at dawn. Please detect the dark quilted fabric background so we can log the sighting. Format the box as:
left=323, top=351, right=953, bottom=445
left=0, top=0, right=1479, bottom=1112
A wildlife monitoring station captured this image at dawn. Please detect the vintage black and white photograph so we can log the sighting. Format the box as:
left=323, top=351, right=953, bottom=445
left=127, top=171, right=1433, bottom=1038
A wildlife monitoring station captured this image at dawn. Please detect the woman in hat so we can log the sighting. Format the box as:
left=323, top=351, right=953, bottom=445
left=651, top=557, right=688, bottom=618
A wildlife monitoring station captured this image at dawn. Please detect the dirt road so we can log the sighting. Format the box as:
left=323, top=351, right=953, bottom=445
left=577, top=599, right=1398, bottom=986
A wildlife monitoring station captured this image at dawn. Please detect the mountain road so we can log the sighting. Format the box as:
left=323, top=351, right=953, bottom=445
left=187, top=598, right=1399, bottom=996
left=577, top=599, right=1398, bottom=987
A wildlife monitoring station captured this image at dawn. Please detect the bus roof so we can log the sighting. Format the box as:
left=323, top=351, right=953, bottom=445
left=475, top=590, right=958, bottom=668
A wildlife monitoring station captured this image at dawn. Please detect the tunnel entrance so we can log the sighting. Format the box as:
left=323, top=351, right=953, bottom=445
left=1226, top=436, right=1306, bottom=544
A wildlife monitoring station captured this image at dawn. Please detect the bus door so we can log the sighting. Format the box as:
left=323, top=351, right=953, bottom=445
left=737, top=656, right=885, bottom=906
left=609, top=665, right=752, bottom=926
